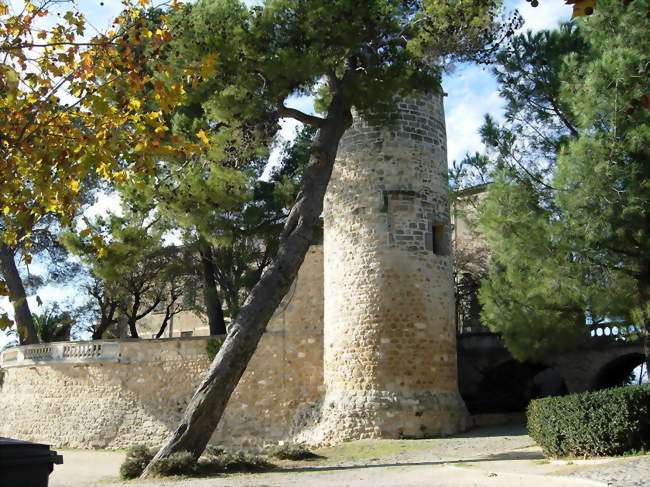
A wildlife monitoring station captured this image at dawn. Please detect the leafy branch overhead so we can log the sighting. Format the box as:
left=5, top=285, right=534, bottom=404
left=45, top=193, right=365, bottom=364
left=0, top=0, right=216, bottom=249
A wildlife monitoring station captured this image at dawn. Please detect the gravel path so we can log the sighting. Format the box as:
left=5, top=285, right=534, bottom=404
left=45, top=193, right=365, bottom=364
left=49, top=425, right=649, bottom=487
left=567, top=456, right=650, bottom=487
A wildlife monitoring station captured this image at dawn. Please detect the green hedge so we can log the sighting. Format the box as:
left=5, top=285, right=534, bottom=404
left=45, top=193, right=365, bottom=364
left=527, top=384, right=650, bottom=457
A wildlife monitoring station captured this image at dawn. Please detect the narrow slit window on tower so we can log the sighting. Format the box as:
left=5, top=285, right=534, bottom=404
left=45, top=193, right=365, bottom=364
left=430, top=221, right=445, bottom=255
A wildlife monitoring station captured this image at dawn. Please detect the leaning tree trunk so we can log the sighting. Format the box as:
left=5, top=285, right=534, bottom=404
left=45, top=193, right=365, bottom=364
left=0, top=243, right=39, bottom=344
left=141, top=85, right=352, bottom=476
left=199, top=244, right=227, bottom=335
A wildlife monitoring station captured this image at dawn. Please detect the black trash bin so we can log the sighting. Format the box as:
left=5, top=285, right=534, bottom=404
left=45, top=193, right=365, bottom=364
left=0, top=437, right=63, bottom=487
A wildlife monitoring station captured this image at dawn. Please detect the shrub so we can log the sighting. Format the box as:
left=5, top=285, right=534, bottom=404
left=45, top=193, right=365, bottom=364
left=267, top=442, right=318, bottom=460
left=527, top=384, right=650, bottom=457
left=120, top=445, right=155, bottom=479
left=201, top=448, right=272, bottom=472
left=148, top=451, right=198, bottom=477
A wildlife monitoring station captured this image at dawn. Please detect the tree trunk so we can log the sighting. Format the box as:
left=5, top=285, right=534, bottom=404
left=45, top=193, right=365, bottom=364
left=141, top=85, right=352, bottom=476
left=92, top=303, right=118, bottom=339
left=0, top=243, right=39, bottom=344
left=199, top=244, right=227, bottom=335
left=636, top=280, right=650, bottom=379
left=643, top=319, right=650, bottom=382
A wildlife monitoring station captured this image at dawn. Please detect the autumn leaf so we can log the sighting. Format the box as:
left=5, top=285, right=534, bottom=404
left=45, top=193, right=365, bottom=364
left=196, top=129, right=210, bottom=144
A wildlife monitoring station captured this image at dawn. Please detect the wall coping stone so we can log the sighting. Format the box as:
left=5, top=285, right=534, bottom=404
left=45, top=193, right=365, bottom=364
left=0, top=330, right=323, bottom=370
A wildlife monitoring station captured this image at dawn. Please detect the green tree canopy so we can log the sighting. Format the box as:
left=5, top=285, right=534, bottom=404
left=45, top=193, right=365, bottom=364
left=477, top=0, right=650, bottom=369
left=140, top=0, right=514, bottom=473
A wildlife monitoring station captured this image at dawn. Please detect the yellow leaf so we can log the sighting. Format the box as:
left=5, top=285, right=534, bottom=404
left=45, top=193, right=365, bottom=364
left=566, top=0, right=597, bottom=18
left=114, top=170, right=128, bottom=184
left=97, top=247, right=107, bottom=259
left=45, top=198, right=58, bottom=213
left=3, top=206, right=10, bottom=215
left=0, top=314, right=13, bottom=330
left=196, top=129, right=210, bottom=145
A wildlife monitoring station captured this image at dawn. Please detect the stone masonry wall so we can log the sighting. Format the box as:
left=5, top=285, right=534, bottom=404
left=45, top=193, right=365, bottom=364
left=312, top=93, right=469, bottom=444
left=0, top=247, right=324, bottom=449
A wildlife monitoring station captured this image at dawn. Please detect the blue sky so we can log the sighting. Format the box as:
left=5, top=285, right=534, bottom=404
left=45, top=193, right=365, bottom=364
left=0, top=0, right=570, bottom=346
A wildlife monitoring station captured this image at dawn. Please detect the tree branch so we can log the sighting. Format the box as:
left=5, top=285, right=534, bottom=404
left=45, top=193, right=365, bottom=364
left=276, top=105, right=325, bottom=127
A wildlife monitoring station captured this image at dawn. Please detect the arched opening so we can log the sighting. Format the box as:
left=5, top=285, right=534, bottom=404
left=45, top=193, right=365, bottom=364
left=591, top=353, right=647, bottom=390
left=466, top=361, right=567, bottom=413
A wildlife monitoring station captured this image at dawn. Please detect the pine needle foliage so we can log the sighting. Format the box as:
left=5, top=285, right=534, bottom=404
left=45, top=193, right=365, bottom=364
left=478, top=0, right=650, bottom=364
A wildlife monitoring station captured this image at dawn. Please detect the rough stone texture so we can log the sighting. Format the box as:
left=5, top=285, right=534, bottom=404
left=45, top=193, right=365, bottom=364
left=308, top=93, right=469, bottom=444
left=0, top=248, right=324, bottom=449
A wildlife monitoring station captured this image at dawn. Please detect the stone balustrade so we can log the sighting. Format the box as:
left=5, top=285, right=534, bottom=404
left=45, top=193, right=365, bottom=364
left=1, top=340, right=123, bottom=368
left=588, top=322, right=641, bottom=339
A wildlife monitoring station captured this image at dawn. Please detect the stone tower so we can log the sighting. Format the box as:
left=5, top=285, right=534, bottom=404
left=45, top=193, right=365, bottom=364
left=318, top=92, right=469, bottom=443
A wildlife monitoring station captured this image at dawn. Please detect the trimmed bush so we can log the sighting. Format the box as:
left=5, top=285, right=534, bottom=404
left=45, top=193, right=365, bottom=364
left=120, top=445, right=155, bottom=479
left=267, top=442, right=318, bottom=460
left=527, top=384, right=650, bottom=457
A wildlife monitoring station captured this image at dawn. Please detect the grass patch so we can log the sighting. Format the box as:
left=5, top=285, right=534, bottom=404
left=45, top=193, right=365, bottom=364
left=451, top=462, right=473, bottom=467
left=534, top=459, right=550, bottom=465
left=316, top=438, right=434, bottom=461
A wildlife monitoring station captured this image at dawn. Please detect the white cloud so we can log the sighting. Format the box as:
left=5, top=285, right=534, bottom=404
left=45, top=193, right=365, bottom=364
left=84, top=191, right=122, bottom=221
left=261, top=93, right=314, bottom=180
left=513, top=0, right=571, bottom=33
left=443, top=65, right=505, bottom=166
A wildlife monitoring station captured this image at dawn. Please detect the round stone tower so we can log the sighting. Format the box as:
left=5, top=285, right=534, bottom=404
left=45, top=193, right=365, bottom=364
left=319, top=92, right=469, bottom=443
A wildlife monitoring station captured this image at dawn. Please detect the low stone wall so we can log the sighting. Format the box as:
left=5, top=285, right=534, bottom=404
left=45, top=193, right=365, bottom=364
left=0, top=333, right=322, bottom=449
left=0, top=246, right=325, bottom=449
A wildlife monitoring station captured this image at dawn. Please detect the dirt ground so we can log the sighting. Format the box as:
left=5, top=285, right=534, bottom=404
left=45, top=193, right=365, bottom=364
left=49, top=425, right=646, bottom=487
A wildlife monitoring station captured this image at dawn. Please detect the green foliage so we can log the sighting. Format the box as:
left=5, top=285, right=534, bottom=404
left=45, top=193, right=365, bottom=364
left=166, top=0, right=510, bottom=139
left=61, top=199, right=197, bottom=338
left=266, top=442, right=317, bottom=460
left=527, top=385, right=650, bottom=457
left=205, top=336, right=225, bottom=361
left=148, top=451, right=198, bottom=477
left=201, top=448, right=272, bottom=472
left=120, top=445, right=156, bottom=479
left=476, top=0, right=650, bottom=361
left=120, top=444, right=274, bottom=479
left=32, top=307, right=72, bottom=343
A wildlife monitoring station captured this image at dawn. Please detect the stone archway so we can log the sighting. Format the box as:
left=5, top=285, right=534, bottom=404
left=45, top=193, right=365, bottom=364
left=591, top=352, right=646, bottom=390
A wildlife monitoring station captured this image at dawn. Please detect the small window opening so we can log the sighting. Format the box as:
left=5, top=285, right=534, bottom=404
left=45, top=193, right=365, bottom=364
left=431, top=222, right=445, bottom=255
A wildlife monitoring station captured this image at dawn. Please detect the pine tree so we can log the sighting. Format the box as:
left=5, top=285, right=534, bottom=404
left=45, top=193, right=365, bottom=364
left=141, top=0, right=513, bottom=472
left=478, top=0, right=650, bottom=372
